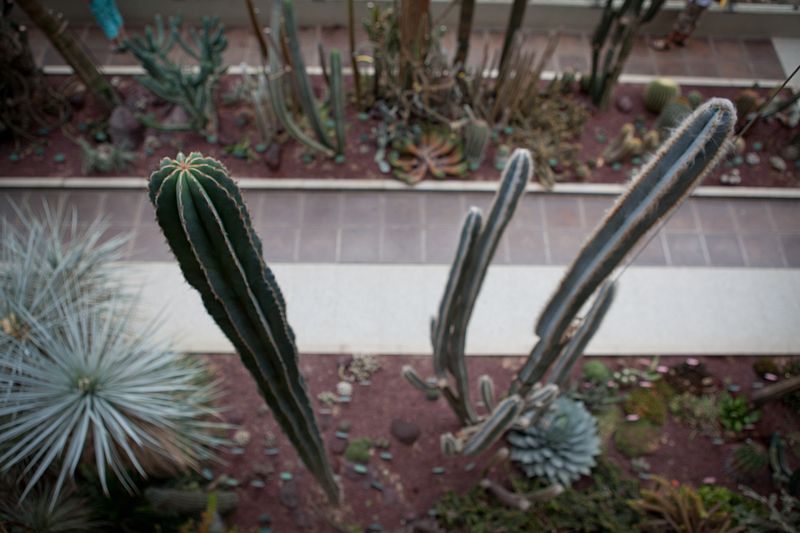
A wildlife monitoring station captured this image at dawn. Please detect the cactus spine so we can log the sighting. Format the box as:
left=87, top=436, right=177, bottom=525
left=513, top=99, right=736, bottom=395
left=644, top=78, right=681, bottom=113
left=148, top=153, right=339, bottom=503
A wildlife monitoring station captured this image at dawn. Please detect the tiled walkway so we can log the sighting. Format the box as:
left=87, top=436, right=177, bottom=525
left=28, top=24, right=788, bottom=81
left=2, top=188, right=799, bottom=268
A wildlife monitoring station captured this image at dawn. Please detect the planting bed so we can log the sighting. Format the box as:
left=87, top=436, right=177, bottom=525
left=191, top=353, right=800, bottom=532
left=0, top=76, right=797, bottom=188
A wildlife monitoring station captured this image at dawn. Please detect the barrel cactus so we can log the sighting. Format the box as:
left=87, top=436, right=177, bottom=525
left=508, top=397, right=601, bottom=486
left=655, top=98, right=692, bottom=138
left=644, top=78, right=681, bottom=113
left=734, top=89, right=760, bottom=120
left=148, top=153, right=339, bottom=503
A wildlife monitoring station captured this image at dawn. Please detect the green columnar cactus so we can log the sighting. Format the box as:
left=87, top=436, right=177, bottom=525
left=644, top=78, right=681, bottom=113
left=431, top=148, right=533, bottom=424
left=124, top=16, right=227, bottom=134
left=330, top=50, right=346, bottom=158
left=514, top=99, right=736, bottom=395
left=588, top=0, right=665, bottom=108
left=148, top=153, right=339, bottom=503
left=281, top=0, right=334, bottom=151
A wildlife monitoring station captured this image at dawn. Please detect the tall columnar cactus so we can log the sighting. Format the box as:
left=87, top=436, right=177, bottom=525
left=514, top=98, right=736, bottom=395
left=281, top=0, right=334, bottom=151
left=403, top=99, right=736, bottom=459
left=264, top=0, right=342, bottom=159
left=587, top=0, right=665, bottom=108
left=124, top=16, right=227, bottom=134
left=148, top=153, right=339, bottom=503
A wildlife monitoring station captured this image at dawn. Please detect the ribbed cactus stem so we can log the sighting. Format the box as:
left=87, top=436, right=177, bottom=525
left=549, top=281, right=616, bottom=388
left=462, top=394, right=523, bottom=456
left=330, top=49, right=346, bottom=157
left=514, top=99, right=736, bottom=394
left=282, top=0, right=333, bottom=150
left=148, top=153, right=339, bottom=503
left=478, top=374, right=496, bottom=412
left=402, top=365, right=436, bottom=392
left=429, top=149, right=533, bottom=425
left=266, top=0, right=334, bottom=158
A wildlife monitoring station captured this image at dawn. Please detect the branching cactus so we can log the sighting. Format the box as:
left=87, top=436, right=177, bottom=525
left=124, top=16, right=227, bottom=134
left=403, top=99, right=736, bottom=459
left=263, top=0, right=345, bottom=159
left=148, top=153, right=339, bottom=503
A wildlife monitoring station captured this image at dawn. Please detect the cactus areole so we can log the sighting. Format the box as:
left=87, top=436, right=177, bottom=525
left=148, top=153, right=340, bottom=503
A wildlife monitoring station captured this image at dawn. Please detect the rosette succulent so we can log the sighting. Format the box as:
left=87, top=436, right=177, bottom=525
left=508, top=397, right=601, bottom=486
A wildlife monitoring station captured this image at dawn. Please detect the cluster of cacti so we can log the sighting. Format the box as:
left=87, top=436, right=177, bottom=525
left=508, top=397, right=601, bottom=486
left=462, top=118, right=491, bottom=170
left=402, top=99, right=736, bottom=461
left=145, top=488, right=239, bottom=515
left=587, top=0, right=666, bottom=107
left=148, top=153, right=339, bottom=503
left=388, top=130, right=469, bottom=185
left=644, top=78, right=681, bottom=113
left=124, top=15, right=227, bottom=134
left=600, top=124, right=648, bottom=164
left=260, top=0, right=345, bottom=159
left=78, top=138, right=135, bottom=174
left=655, top=98, right=693, bottom=138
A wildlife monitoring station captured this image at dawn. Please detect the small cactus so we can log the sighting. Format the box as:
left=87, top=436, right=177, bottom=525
left=463, top=118, right=490, bottom=170
left=655, top=99, right=692, bottom=138
left=734, top=89, right=760, bottom=121
left=687, top=90, right=704, bottom=110
left=644, top=78, right=681, bottom=114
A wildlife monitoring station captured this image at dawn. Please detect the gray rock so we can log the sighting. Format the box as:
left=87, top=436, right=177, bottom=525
left=770, top=156, right=787, bottom=172
left=745, top=152, right=760, bottom=166
left=279, top=480, right=299, bottom=509
left=109, top=105, right=144, bottom=150
left=615, top=94, right=634, bottom=113
left=391, top=418, right=420, bottom=445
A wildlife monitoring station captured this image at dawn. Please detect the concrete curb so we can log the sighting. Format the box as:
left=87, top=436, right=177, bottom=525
left=3, top=176, right=799, bottom=199
left=128, top=262, right=800, bottom=356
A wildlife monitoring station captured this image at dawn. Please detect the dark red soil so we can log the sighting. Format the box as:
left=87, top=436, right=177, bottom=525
left=207, top=353, right=799, bottom=532
left=0, top=76, right=797, bottom=188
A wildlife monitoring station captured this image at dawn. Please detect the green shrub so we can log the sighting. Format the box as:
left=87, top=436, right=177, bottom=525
left=718, top=394, right=761, bottom=433
left=614, top=420, right=661, bottom=458
left=435, top=460, right=643, bottom=532
left=624, top=387, right=668, bottom=426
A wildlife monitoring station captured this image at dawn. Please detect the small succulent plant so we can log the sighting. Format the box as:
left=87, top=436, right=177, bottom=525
left=388, top=130, right=468, bottom=185
left=718, top=394, right=760, bottom=433
left=508, top=397, right=600, bottom=486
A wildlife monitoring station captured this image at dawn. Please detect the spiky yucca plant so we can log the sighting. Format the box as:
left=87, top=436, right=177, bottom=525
left=0, top=480, right=97, bottom=532
left=508, top=397, right=600, bottom=487
left=0, top=209, right=225, bottom=506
